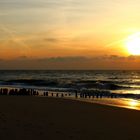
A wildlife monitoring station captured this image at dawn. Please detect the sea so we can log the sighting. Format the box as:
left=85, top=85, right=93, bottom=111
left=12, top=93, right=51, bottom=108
left=0, top=70, right=140, bottom=94
left=0, top=70, right=140, bottom=110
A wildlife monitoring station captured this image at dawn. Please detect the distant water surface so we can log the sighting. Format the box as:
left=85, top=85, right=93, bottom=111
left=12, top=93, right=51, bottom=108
left=0, top=70, right=140, bottom=95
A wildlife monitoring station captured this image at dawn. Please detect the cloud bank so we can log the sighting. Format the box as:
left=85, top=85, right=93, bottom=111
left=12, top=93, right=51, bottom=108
left=0, top=55, right=140, bottom=70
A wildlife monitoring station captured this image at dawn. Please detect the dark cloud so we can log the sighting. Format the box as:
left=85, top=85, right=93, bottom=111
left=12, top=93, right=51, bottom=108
left=127, top=55, right=140, bottom=60
left=44, top=38, right=59, bottom=42
left=107, top=55, right=126, bottom=60
left=38, top=56, right=88, bottom=62
left=17, top=56, right=28, bottom=60
left=0, top=55, right=140, bottom=70
left=92, top=55, right=140, bottom=60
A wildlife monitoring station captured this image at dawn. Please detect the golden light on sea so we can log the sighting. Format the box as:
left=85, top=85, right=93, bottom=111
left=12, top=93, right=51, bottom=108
left=125, top=32, right=140, bottom=55
left=129, top=99, right=139, bottom=108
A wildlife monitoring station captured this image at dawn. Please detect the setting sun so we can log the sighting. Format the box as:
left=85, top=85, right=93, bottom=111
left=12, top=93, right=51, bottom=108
left=125, top=33, right=140, bottom=55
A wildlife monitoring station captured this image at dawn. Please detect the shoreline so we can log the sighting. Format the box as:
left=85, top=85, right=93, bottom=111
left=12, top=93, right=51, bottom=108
left=1, top=86, right=140, bottom=110
left=40, top=96, right=140, bottom=111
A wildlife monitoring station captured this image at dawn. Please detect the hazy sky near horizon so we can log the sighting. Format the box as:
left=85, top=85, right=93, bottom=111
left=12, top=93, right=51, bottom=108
left=0, top=0, right=140, bottom=69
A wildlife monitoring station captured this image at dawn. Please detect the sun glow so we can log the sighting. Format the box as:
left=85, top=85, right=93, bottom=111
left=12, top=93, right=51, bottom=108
left=125, top=32, right=140, bottom=55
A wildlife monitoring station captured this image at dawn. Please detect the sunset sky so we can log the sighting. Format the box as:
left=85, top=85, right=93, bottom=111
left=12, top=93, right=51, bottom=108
left=0, top=0, right=140, bottom=69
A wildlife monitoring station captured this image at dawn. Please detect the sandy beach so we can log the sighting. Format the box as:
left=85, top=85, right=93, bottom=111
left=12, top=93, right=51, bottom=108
left=0, top=96, right=140, bottom=140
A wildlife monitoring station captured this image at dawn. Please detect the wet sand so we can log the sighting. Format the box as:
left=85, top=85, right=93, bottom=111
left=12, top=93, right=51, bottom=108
left=0, top=96, right=140, bottom=140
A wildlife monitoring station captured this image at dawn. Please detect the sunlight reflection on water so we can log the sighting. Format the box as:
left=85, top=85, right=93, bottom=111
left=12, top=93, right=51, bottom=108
left=127, top=99, right=140, bottom=110
left=76, top=98, right=140, bottom=111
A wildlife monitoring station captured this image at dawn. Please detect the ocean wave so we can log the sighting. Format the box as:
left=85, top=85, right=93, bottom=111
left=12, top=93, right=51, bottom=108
left=0, top=79, right=132, bottom=91
left=4, top=79, right=59, bottom=87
